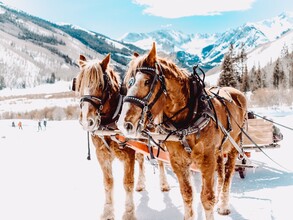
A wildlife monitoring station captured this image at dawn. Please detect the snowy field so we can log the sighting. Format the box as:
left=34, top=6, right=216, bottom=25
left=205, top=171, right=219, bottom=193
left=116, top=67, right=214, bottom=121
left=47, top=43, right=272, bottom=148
left=0, top=81, right=78, bottom=116
left=0, top=112, right=292, bottom=220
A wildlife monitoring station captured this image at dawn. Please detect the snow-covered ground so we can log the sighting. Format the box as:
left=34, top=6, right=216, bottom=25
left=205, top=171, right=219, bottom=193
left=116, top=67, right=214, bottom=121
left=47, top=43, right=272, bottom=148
left=0, top=81, right=78, bottom=116
left=0, top=80, right=72, bottom=97
left=0, top=111, right=292, bottom=220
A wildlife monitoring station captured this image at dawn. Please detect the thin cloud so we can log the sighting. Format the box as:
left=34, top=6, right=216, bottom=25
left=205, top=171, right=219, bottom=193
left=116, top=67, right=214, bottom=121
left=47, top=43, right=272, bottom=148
left=133, top=0, right=256, bottom=18
left=161, top=24, right=173, bottom=28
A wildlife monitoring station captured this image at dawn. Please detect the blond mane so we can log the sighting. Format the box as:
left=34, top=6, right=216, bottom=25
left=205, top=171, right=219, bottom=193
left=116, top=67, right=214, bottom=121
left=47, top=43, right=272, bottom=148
left=76, top=59, right=120, bottom=95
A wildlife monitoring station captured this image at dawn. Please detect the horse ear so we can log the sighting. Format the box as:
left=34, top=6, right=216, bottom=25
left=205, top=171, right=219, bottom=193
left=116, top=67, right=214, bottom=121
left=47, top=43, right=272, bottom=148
left=146, top=42, right=156, bottom=64
left=79, top=55, right=87, bottom=68
left=100, top=53, right=111, bottom=71
left=133, top=52, right=140, bottom=57
left=80, top=55, right=86, bottom=61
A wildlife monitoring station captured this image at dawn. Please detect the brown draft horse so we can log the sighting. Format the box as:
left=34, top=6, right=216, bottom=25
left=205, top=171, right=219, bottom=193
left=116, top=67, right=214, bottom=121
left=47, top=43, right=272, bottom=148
left=117, top=43, right=247, bottom=220
left=74, top=54, right=170, bottom=220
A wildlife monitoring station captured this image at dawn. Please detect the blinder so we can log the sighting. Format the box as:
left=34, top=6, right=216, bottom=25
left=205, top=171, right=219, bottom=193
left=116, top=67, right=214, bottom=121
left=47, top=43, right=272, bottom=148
left=73, top=69, right=112, bottom=117
left=124, top=63, right=167, bottom=109
left=80, top=95, right=103, bottom=112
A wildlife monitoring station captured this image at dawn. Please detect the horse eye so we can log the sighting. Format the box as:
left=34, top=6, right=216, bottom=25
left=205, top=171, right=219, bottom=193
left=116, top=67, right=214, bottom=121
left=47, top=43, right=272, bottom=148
left=145, top=79, right=151, bottom=86
left=128, top=77, right=135, bottom=87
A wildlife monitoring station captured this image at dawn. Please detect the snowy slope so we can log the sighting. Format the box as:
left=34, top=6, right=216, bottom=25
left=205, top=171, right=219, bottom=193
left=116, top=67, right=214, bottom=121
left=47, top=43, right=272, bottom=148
left=252, top=11, right=293, bottom=41
left=0, top=3, right=142, bottom=89
left=0, top=4, right=101, bottom=88
left=246, top=29, right=293, bottom=69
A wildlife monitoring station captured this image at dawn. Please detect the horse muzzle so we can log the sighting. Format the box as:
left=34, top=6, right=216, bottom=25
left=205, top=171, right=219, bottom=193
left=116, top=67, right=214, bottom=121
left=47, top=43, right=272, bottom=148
left=79, top=115, right=101, bottom=132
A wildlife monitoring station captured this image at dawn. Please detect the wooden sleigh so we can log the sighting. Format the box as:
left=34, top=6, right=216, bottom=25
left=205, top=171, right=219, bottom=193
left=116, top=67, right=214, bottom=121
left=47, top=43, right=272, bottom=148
left=235, top=118, right=282, bottom=178
left=94, top=118, right=282, bottom=178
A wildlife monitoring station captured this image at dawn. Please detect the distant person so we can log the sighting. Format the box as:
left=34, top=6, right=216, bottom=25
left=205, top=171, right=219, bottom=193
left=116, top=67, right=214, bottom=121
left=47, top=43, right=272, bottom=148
left=43, top=119, right=47, bottom=130
left=18, top=121, right=23, bottom=130
left=12, top=121, right=15, bottom=127
left=37, top=120, right=42, bottom=131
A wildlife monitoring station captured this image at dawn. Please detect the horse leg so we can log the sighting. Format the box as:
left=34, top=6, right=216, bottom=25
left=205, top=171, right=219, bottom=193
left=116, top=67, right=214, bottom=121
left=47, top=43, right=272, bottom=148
left=168, top=146, right=194, bottom=220
left=200, top=155, right=216, bottom=220
left=122, top=150, right=136, bottom=220
left=135, top=153, right=146, bottom=192
left=217, top=147, right=238, bottom=215
left=152, top=115, right=170, bottom=191
left=158, top=161, right=170, bottom=191
left=216, top=154, right=225, bottom=203
left=95, top=148, right=115, bottom=220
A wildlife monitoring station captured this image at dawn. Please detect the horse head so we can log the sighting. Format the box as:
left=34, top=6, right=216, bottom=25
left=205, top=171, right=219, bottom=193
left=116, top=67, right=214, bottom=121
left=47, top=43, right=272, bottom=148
left=74, top=54, right=121, bottom=132
left=117, top=42, right=173, bottom=137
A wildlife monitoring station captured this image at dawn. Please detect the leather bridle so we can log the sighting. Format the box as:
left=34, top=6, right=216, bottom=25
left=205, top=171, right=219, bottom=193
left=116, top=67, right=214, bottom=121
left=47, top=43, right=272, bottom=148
left=123, top=62, right=167, bottom=132
left=72, top=70, right=122, bottom=129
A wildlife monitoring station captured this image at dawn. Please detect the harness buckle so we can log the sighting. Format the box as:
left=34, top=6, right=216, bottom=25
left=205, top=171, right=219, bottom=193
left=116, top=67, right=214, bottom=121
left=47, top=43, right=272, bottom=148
left=184, top=146, right=192, bottom=153
left=181, top=129, right=188, bottom=136
left=143, top=105, right=148, bottom=113
left=180, top=136, right=192, bottom=153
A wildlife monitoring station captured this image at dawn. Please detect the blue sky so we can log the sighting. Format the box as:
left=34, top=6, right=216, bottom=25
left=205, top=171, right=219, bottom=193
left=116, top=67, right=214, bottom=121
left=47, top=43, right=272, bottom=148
left=1, top=0, right=293, bottom=39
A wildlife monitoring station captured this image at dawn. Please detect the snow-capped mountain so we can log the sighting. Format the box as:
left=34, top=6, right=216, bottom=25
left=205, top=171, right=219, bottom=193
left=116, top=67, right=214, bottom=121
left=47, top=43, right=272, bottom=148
left=205, top=28, right=293, bottom=86
left=0, top=2, right=143, bottom=89
left=246, top=29, right=293, bottom=69
left=251, top=11, right=293, bottom=41
left=121, top=29, right=195, bottom=53
left=121, top=12, right=293, bottom=69
left=1, top=0, right=293, bottom=89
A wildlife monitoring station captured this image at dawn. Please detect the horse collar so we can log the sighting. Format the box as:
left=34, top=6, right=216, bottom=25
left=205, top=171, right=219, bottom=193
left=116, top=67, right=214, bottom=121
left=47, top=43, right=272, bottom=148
left=159, top=67, right=214, bottom=140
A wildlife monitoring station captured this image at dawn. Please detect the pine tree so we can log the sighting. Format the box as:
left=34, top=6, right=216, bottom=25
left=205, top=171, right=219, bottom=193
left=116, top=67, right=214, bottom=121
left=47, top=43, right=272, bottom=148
left=289, top=61, right=293, bottom=88
left=0, top=75, right=5, bottom=90
left=47, top=72, right=56, bottom=84
left=241, top=65, right=250, bottom=92
left=273, top=59, right=281, bottom=89
left=218, top=53, right=237, bottom=88
left=261, top=70, right=267, bottom=88
left=281, top=43, right=289, bottom=58
left=250, top=65, right=258, bottom=92
left=280, top=69, right=286, bottom=88
left=255, top=64, right=262, bottom=89
left=235, top=44, right=247, bottom=85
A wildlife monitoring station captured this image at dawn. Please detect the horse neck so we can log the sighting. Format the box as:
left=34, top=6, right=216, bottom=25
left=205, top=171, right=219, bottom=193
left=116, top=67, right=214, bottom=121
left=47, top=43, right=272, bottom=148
left=108, top=90, right=120, bottom=114
left=101, top=86, right=121, bottom=126
left=163, top=77, right=190, bottom=122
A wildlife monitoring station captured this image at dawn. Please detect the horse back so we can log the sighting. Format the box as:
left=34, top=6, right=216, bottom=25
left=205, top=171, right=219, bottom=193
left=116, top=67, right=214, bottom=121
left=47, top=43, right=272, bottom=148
left=209, top=86, right=247, bottom=128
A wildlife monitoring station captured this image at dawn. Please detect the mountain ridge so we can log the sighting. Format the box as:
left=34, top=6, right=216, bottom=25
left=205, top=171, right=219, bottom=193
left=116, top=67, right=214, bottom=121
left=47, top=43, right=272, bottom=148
left=0, top=2, right=144, bottom=89
left=1, top=1, right=293, bottom=89
left=121, top=12, right=293, bottom=70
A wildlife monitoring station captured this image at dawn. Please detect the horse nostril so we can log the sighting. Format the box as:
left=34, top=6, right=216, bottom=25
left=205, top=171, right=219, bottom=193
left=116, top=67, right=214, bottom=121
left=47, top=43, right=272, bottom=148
left=124, top=122, right=133, bottom=132
left=88, top=119, right=94, bottom=127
